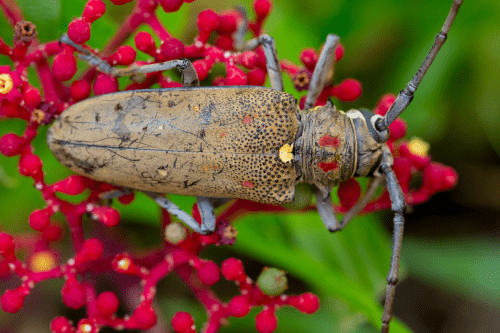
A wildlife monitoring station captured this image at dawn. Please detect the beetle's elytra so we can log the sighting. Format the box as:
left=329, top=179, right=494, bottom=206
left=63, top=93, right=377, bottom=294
left=47, top=86, right=364, bottom=204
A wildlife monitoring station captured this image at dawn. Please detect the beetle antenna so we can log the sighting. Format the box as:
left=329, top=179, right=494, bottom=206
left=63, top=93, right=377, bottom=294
left=375, top=0, right=463, bottom=133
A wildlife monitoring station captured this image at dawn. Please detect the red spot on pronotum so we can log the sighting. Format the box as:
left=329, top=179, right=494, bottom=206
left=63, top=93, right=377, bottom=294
left=318, top=134, right=340, bottom=148
left=318, top=161, right=338, bottom=173
left=243, top=116, right=253, bottom=124
left=241, top=181, right=254, bottom=188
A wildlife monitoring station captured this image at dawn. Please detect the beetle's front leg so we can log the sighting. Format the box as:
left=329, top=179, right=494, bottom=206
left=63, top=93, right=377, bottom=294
left=304, top=34, right=340, bottom=110
left=379, top=146, right=406, bottom=333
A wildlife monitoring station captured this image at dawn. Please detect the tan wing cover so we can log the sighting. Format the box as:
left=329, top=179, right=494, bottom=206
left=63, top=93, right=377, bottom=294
left=47, top=86, right=299, bottom=204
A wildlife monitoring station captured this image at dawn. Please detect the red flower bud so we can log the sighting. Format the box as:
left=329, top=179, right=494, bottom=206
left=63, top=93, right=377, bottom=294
left=160, top=0, right=183, bottom=13
left=52, top=51, right=77, bottom=82
left=228, top=296, right=251, bottom=317
left=67, top=18, right=91, bottom=44
left=0, top=133, right=23, bottom=156
left=91, top=206, right=120, bottom=227
left=1, top=289, right=24, bottom=313
left=221, top=257, right=245, bottom=281
left=171, top=311, right=194, bottom=332
left=197, top=261, right=220, bottom=286
left=94, top=73, right=118, bottom=95
left=135, top=32, right=156, bottom=54
left=70, top=80, right=91, bottom=102
left=62, top=279, right=86, bottom=309
left=96, top=291, right=119, bottom=315
left=83, top=0, right=106, bottom=23
left=255, top=308, right=277, bottom=333
left=133, top=303, right=157, bottom=329
left=19, top=153, right=42, bottom=177
left=50, top=316, right=75, bottom=333
left=29, top=209, right=51, bottom=231
left=160, top=38, right=185, bottom=61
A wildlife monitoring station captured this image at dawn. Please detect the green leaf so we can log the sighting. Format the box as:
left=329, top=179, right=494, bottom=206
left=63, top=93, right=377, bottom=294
left=231, top=212, right=411, bottom=333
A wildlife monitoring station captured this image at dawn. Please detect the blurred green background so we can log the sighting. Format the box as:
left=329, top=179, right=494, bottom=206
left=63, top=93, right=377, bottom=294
left=0, top=0, right=499, bottom=332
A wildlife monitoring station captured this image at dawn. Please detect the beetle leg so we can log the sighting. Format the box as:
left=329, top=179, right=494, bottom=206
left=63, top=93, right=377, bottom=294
left=233, top=6, right=248, bottom=52
left=196, top=196, right=216, bottom=233
left=59, top=34, right=199, bottom=87
left=145, top=192, right=211, bottom=235
left=241, top=35, right=284, bottom=92
left=338, top=175, right=384, bottom=228
left=304, top=34, right=340, bottom=110
left=375, top=0, right=462, bottom=133
left=379, top=146, right=406, bottom=333
left=313, top=187, right=342, bottom=232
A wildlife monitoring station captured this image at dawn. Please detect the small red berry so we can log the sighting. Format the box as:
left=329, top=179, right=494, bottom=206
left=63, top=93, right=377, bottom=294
left=197, top=9, right=219, bottom=33
left=96, top=291, right=119, bottom=315
left=62, top=279, right=86, bottom=309
left=108, top=45, right=136, bottom=66
left=331, top=78, right=362, bottom=102
left=215, top=35, right=234, bottom=51
left=193, top=59, right=209, bottom=81
left=81, top=238, right=104, bottom=260
left=1, top=289, right=24, bottom=313
left=228, top=296, right=251, bottom=317
left=83, top=0, right=106, bottom=23
left=226, top=66, right=247, bottom=85
left=70, top=80, right=91, bottom=102
left=171, top=311, right=194, bottom=332
left=0, top=133, right=23, bottom=156
left=160, top=0, right=183, bottom=12
left=335, top=43, right=344, bottom=61
left=221, top=258, right=245, bottom=281
left=389, top=118, right=407, bottom=141
left=22, top=85, right=41, bottom=108
left=0, top=259, right=11, bottom=279
left=91, top=206, right=120, bottom=227
left=42, top=225, right=63, bottom=242
left=29, top=209, right=50, bottom=231
left=337, top=178, right=361, bottom=210
left=160, top=38, right=185, bottom=61
left=255, top=308, right=277, bottom=333
left=254, top=0, right=272, bottom=17
left=52, top=51, right=77, bottom=81
left=197, top=261, right=220, bottom=286
left=297, top=292, right=319, bottom=314
left=67, top=18, right=91, bottom=44
left=50, top=316, right=74, bottom=333
left=52, top=175, right=89, bottom=195
left=300, top=48, right=318, bottom=71
left=0, top=233, right=15, bottom=258
left=217, top=11, right=239, bottom=35
left=133, top=304, right=157, bottom=329
left=135, top=32, right=156, bottom=54
left=18, top=153, right=42, bottom=177
left=94, top=73, right=118, bottom=95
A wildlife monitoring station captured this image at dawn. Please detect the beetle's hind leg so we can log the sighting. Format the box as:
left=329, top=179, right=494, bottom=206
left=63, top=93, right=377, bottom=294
left=59, top=34, right=200, bottom=87
left=304, top=34, right=340, bottom=110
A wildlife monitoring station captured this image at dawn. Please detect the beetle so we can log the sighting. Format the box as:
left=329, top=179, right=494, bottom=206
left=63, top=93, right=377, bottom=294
left=47, top=1, right=462, bottom=332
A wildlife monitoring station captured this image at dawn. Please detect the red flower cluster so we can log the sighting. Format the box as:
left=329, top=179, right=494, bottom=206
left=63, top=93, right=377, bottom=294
left=0, top=0, right=457, bottom=332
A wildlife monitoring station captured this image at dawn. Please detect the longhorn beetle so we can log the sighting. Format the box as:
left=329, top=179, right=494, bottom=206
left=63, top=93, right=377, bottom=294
left=47, top=1, right=462, bottom=332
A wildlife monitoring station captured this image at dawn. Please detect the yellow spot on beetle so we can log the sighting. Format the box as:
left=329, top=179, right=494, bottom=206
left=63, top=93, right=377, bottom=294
left=0, top=73, right=14, bottom=94
left=279, top=143, right=294, bottom=163
left=408, top=137, right=430, bottom=157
